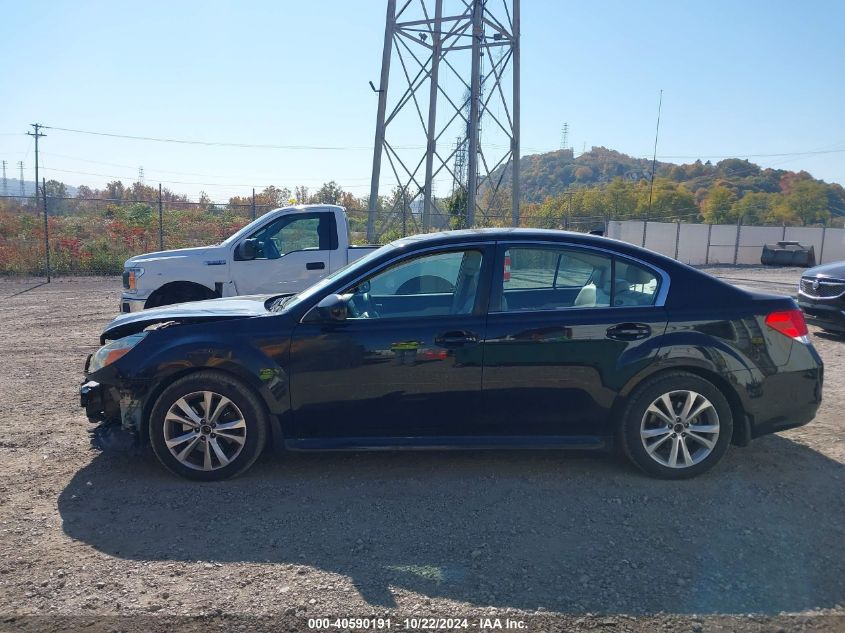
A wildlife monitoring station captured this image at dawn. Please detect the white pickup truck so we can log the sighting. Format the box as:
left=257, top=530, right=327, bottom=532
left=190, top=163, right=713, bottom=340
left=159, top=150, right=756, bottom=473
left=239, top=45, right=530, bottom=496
left=120, top=204, right=378, bottom=312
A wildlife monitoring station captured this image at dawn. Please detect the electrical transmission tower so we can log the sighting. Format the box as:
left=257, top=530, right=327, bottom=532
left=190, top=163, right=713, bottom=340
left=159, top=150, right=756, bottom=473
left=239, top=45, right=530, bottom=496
left=367, top=0, right=520, bottom=242
left=138, top=166, right=145, bottom=184
left=18, top=161, right=25, bottom=196
left=560, top=123, right=568, bottom=150
left=1, top=160, right=7, bottom=196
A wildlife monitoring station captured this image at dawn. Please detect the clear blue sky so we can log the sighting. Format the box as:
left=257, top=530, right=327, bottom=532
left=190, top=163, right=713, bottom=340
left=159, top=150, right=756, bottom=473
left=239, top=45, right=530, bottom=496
left=1, top=0, right=843, bottom=201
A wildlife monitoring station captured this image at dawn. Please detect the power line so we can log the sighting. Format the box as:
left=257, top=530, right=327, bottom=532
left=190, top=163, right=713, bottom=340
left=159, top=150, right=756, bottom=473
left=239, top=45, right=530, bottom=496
left=40, top=151, right=374, bottom=183
left=41, top=165, right=377, bottom=191
left=655, top=148, right=845, bottom=160
left=43, top=125, right=421, bottom=151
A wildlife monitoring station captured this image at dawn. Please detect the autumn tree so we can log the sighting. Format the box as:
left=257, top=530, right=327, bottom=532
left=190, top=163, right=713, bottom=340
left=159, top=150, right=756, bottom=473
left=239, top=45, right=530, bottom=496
left=312, top=181, right=344, bottom=205
left=785, top=180, right=830, bottom=225
left=732, top=192, right=775, bottom=225
left=636, top=179, right=697, bottom=220
left=604, top=178, right=637, bottom=219
left=293, top=186, right=310, bottom=204
left=574, top=166, right=594, bottom=182
left=701, top=185, right=738, bottom=223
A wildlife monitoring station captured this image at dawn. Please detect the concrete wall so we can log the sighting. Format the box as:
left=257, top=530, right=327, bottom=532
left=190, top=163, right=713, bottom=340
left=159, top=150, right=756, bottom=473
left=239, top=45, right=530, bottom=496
left=606, top=220, right=845, bottom=266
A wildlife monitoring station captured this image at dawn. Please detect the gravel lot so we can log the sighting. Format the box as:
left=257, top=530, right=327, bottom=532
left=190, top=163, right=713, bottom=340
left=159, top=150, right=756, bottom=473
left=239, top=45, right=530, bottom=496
left=0, top=268, right=843, bottom=633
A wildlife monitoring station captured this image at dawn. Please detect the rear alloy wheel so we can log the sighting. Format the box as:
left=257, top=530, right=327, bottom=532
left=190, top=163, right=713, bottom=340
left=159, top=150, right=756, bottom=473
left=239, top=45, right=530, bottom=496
left=620, top=373, right=733, bottom=479
left=149, top=371, right=267, bottom=481
left=640, top=390, right=719, bottom=468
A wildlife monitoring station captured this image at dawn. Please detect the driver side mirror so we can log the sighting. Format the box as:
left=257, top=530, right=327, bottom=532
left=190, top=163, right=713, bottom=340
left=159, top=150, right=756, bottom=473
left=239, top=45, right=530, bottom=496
left=305, top=293, right=349, bottom=323
left=236, top=238, right=258, bottom=261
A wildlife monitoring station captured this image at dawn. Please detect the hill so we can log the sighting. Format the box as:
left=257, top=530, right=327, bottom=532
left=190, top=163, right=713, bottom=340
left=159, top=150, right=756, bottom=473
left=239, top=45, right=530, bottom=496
left=1, top=179, right=77, bottom=199
left=501, top=146, right=840, bottom=207
left=483, top=146, right=845, bottom=227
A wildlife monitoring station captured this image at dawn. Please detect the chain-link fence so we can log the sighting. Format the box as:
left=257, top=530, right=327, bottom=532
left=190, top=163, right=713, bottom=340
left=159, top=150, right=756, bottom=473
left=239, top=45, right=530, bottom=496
left=0, top=194, right=273, bottom=276
left=0, top=191, right=836, bottom=278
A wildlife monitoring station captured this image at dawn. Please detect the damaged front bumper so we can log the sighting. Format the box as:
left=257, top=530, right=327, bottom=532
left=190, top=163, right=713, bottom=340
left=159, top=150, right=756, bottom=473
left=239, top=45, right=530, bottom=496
left=79, top=378, right=144, bottom=453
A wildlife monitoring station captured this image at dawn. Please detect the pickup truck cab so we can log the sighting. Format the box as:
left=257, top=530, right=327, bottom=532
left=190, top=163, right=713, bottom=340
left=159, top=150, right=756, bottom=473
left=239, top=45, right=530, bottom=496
left=120, top=205, right=377, bottom=312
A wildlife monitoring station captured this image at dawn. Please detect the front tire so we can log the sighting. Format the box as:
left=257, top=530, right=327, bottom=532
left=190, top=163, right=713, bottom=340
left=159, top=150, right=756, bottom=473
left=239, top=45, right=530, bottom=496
left=149, top=371, right=268, bottom=481
left=619, top=372, right=733, bottom=479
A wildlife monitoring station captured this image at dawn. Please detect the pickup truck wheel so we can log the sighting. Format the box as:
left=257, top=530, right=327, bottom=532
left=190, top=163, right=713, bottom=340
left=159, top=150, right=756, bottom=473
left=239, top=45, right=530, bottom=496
left=619, top=372, right=733, bottom=479
left=149, top=371, right=268, bottom=481
left=145, top=282, right=215, bottom=309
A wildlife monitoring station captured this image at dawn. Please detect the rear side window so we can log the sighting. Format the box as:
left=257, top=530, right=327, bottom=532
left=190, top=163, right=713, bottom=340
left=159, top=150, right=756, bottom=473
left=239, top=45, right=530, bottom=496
left=613, top=260, right=659, bottom=306
left=499, top=246, right=613, bottom=311
left=496, top=245, right=660, bottom=312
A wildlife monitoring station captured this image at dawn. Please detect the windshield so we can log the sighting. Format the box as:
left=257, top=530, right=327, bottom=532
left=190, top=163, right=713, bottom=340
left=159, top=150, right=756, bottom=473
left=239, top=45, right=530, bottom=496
left=274, top=243, right=395, bottom=312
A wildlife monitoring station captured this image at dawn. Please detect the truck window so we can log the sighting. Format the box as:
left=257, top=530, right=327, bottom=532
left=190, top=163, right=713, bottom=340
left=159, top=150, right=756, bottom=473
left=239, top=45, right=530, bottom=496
left=249, top=213, right=334, bottom=259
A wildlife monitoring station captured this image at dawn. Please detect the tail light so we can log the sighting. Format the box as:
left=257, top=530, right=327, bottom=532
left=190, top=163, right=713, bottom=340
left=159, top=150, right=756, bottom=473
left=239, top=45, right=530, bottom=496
left=765, top=309, right=808, bottom=339
left=503, top=254, right=511, bottom=282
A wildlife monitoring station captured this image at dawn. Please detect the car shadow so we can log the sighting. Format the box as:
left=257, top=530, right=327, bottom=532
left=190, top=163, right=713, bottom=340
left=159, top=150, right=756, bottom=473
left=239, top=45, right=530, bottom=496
left=813, top=329, right=845, bottom=343
left=58, top=437, right=845, bottom=615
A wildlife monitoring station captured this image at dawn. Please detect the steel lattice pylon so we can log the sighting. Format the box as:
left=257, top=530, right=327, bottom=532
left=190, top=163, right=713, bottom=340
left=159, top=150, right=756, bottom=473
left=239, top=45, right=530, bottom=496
left=367, top=0, right=520, bottom=242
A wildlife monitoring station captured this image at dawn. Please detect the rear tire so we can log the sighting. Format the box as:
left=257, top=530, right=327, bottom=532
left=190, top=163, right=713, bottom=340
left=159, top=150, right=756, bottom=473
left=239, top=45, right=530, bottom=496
left=619, top=372, right=733, bottom=479
left=149, top=371, right=268, bottom=481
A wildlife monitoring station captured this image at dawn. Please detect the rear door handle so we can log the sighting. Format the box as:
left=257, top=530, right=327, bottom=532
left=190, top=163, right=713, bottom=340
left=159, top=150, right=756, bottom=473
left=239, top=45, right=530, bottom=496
left=606, top=323, right=651, bottom=341
left=306, top=261, right=326, bottom=270
left=435, top=330, right=479, bottom=347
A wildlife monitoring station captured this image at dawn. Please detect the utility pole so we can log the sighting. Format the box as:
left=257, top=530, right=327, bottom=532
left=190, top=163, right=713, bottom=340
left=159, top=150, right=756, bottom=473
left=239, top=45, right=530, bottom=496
left=27, top=123, right=46, bottom=201
left=18, top=161, right=25, bottom=196
left=42, top=178, right=51, bottom=282
left=158, top=184, right=164, bottom=250
left=1, top=160, right=7, bottom=196
left=367, top=0, right=520, bottom=240
left=643, top=89, right=663, bottom=247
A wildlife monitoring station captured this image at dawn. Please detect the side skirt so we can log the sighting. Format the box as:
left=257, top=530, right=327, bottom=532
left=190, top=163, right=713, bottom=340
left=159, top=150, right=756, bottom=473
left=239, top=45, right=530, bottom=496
left=283, top=435, right=609, bottom=452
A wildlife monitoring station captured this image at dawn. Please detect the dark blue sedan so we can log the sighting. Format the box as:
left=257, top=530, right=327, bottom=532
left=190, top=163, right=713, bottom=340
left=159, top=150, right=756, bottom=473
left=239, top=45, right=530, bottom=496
left=80, top=229, right=823, bottom=480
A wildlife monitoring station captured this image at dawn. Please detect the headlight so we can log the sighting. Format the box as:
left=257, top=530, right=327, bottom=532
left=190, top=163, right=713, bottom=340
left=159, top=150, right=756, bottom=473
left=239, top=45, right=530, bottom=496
left=123, top=267, right=145, bottom=291
left=88, top=332, right=148, bottom=373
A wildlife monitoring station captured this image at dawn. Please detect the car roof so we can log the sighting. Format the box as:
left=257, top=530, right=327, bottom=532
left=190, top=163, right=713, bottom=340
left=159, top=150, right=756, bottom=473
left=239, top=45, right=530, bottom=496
left=391, top=227, right=644, bottom=255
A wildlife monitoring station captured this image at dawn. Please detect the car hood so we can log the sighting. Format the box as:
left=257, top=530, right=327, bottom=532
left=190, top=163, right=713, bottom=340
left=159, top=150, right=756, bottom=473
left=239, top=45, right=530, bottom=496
left=101, top=294, right=276, bottom=342
left=125, top=246, right=222, bottom=267
left=803, top=261, right=845, bottom=280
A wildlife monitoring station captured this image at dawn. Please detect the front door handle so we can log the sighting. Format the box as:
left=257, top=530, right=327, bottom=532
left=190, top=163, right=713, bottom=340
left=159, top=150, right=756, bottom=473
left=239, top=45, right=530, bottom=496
left=435, top=330, right=479, bottom=347
left=306, top=261, right=326, bottom=270
left=606, top=323, right=651, bottom=341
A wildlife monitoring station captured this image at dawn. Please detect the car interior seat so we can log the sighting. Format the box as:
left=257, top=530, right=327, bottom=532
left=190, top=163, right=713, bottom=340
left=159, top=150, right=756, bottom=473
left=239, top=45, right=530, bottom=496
left=450, top=251, right=483, bottom=314
left=574, top=264, right=612, bottom=307
left=614, top=264, right=655, bottom=305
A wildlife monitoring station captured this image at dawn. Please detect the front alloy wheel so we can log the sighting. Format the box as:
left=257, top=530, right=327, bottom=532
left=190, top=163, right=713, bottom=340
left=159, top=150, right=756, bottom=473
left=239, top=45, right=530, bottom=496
left=163, top=391, right=247, bottom=471
left=150, top=371, right=267, bottom=481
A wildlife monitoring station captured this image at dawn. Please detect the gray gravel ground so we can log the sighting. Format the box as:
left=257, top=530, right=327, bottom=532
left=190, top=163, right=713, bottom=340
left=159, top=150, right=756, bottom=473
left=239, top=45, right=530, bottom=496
left=0, top=268, right=843, bottom=633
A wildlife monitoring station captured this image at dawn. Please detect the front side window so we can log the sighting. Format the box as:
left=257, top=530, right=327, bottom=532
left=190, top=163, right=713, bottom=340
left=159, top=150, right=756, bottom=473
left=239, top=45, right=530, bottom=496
left=249, top=215, right=324, bottom=259
left=344, top=249, right=484, bottom=319
left=496, top=245, right=659, bottom=312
